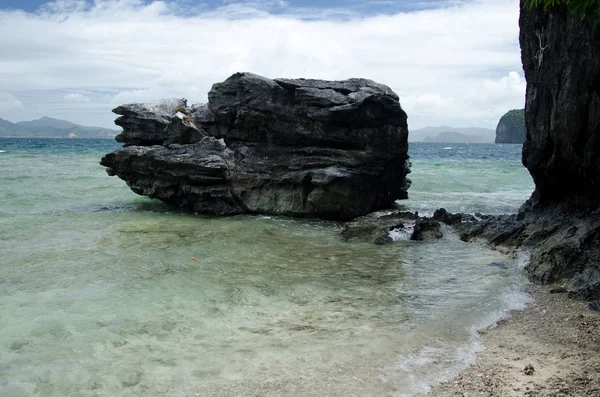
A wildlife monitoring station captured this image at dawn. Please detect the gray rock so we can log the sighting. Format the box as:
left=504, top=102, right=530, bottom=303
left=410, top=218, right=443, bottom=241
left=103, top=136, right=242, bottom=215
left=114, top=98, right=188, bottom=146
left=524, top=364, right=535, bottom=375
left=341, top=211, right=417, bottom=245
left=433, top=208, right=463, bottom=225
left=101, top=73, right=411, bottom=221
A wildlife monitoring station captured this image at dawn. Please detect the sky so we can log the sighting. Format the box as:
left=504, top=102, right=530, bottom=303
left=0, top=0, right=525, bottom=130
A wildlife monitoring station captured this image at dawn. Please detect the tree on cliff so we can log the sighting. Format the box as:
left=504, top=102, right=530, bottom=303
left=525, top=0, right=600, bottom=24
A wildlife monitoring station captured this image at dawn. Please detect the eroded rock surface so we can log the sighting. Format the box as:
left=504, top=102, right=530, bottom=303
left=102, top=72, right=411, bottom=220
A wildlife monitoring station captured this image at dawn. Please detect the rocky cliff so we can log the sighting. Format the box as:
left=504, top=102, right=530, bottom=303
left=504, top=2, right=600, bottom=299
left=520, top=3, right=600, bottom=208
left=101, top=73, right=411, bottom=220
left=494, top=109, right=525, bottom=144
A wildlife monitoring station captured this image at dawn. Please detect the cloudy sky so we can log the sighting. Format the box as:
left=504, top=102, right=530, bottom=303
left=0, top=0, right=525, bottom=130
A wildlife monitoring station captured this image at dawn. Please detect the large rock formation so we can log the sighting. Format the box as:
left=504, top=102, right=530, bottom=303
left=494, top=109, right=525, bottom=144
left=101, top=73, right=411, bottom=220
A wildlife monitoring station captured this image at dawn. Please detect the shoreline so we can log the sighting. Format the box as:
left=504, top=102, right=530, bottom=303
left=419, top=284, right=600, bottom=397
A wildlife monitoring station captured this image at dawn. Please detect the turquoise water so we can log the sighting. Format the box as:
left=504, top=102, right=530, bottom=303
left=406, top=142, right=532, bottom=215
left=0, top=139, right=533, bottom=396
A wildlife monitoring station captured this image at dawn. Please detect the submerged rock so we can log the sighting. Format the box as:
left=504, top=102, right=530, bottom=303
left=588, top=301, right=600, bottom=312
left=488, top=262, right=509, bottom=270
left=451, top=204, right=600, bottom=301
left=343, top=203, right=600, bottom=300
left=102, top=72, right=411, bottom=220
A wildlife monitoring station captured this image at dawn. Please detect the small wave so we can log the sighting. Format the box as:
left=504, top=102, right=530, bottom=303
left=389, top=223, right=414, bottom=241
left=70, top=203, right=140, bottom=213
left=368, top=210, right=396, bottom=218
left=0, top=150, right=6, bottom=153
left=442, top=146, right=453, bottom=150
left=394, top=287, right=532, bottom=395
left=516, top=250, right=531, bottom=270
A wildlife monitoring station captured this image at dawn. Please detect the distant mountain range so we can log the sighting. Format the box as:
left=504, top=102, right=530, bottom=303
left=0, top=116, right=120, bottom=138
left=1, top=117, right=496, bottom=143
left=409, top=126, right=495, bottom=143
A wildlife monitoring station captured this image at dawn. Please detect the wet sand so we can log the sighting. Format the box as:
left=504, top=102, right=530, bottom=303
left=420, top=284, right=600, bottom=397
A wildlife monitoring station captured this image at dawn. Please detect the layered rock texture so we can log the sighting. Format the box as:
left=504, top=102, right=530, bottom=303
left=101, top=73, right=411, bottom=220
left=494, top=109, right=525, bottom=144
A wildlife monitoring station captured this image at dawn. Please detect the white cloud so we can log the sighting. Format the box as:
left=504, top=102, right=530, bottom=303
left=403, top=71, right=525, bottom=128
left=0, top=93, right=25, bottom=112
left=0, top=0, right=524, bottom=129
left=64, top=93, right=91, bottom=103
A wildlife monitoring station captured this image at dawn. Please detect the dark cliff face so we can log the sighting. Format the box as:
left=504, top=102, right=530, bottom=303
left=495, top=109, right=525, bottom=144
left=101, top=73, right=411, bottom=221
left=520, top=2, right=600, bottom=208
left=516, top=3, right=600, bottom=299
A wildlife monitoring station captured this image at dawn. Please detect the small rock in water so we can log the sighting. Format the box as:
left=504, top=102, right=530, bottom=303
left=433, top=208, right=462, bottom=225
left=587, top=301, right=600, bottom=312
left=550, top=287, right=568, bottom=294
left=9, top=340, right=29, bottom=351
left=524, top=364, right=535, bottom=375
left=410, top=218, right=442, bottom=241
left=487, top=262, right=509, bottom=269
left=120, top=370, right=143, bottom=387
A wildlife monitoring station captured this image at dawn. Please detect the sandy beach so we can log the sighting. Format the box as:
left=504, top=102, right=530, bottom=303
left=420, top=284, right=600, bottom=397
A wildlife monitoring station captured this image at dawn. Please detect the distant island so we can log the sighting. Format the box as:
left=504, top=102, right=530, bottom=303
left=0, top=116, right=120, bottom=138
left=410, top=126, right=495, bottom=143
left=495, top=109, right=525, bottom=144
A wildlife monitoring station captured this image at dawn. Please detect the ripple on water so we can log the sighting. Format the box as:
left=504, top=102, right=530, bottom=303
left=0, top=212, right=530, bottom=396
left=0, top=140, right=533, bottom=396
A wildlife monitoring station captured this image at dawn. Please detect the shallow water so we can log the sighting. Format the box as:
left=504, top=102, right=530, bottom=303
left=0, top=139, right=533, bottom=396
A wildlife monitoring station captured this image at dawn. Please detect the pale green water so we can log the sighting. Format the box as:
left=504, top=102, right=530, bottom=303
left=0, top=139, right=533, bottom=396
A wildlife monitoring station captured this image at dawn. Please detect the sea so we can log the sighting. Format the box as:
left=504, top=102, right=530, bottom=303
left=0, top=138, right=534, bottom=397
